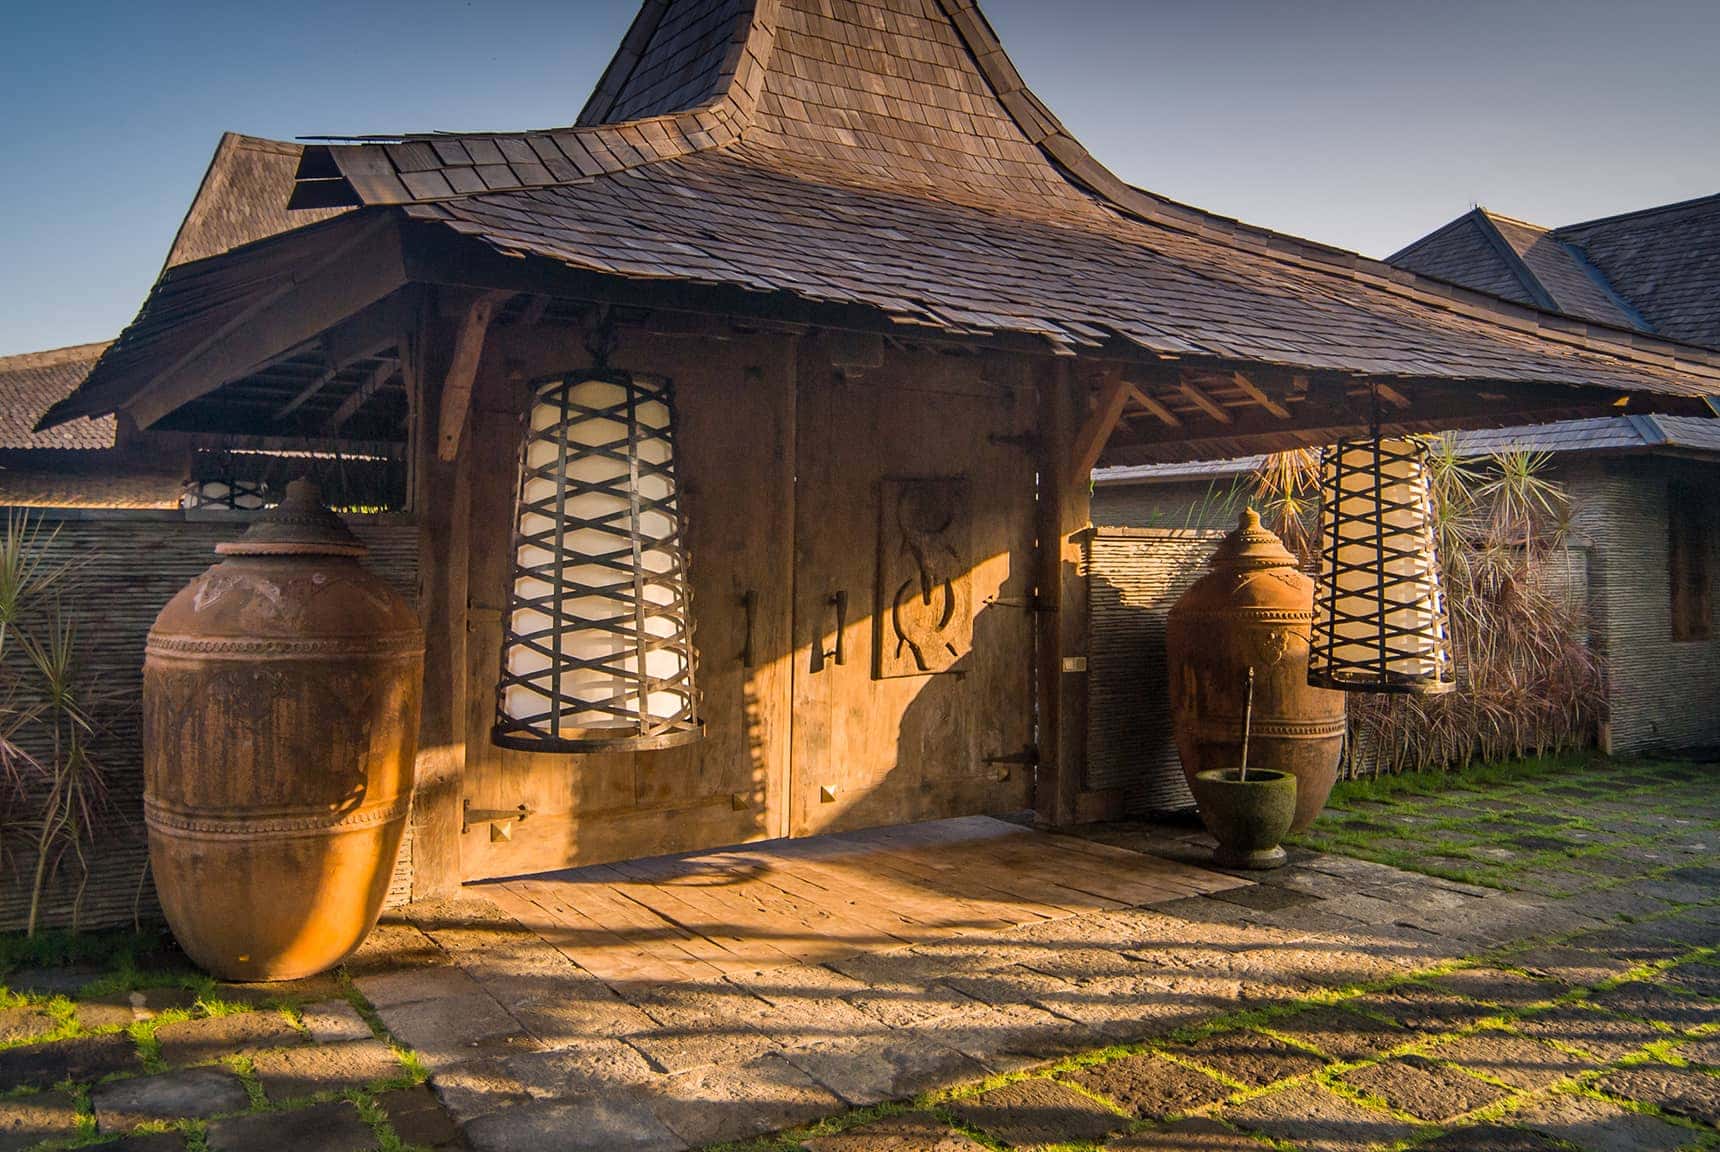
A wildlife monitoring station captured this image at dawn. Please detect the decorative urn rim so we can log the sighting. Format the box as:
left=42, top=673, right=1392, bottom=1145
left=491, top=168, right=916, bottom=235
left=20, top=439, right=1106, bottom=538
left=215, top=478, right=367, bottom=558
left=1206, top=508, right=1298, bottom=572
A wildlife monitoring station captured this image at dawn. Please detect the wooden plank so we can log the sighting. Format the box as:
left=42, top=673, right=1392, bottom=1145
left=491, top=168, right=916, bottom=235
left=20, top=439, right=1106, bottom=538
left=436, top=290, right=510, bottom=462
left=1232, top=371, right=1291, bottom=420
left=586, top=865, right=780, bottom=975
left=274, top=353, right=340, bottom=420
left=1069, top=368, right=1129, bottom=483
left=483, top=882, right=658, bottom=984
left=524, top=875, right=729, bottom=982
left=600, top=857, right=812, bottom=971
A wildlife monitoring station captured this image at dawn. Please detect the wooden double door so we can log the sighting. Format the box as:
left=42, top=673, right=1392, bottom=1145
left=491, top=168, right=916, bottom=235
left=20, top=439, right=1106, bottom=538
left=459, top=338, right=1037, bottom=881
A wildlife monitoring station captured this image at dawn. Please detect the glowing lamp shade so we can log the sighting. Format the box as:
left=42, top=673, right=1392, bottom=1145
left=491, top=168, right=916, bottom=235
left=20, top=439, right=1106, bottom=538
left=492, top=372, right=702, bottom=752
left=1308, top=436, right=1455, bottom=695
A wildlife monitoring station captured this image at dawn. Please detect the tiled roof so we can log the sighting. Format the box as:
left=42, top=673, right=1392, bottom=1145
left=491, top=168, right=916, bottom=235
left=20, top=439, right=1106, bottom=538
left=1392, top=196, right=1720, bottom=350
left=1387, top=213, right=1539, bottom=308
left=166, top=134, right=348, bottom=268
left=1557, top=195, right=1720, bottom=349
left=0, top=343, right=117, bottom=450
left=49, top=0, right=1720, bottom=434
left=1094, top=413, right=1720, bottom=485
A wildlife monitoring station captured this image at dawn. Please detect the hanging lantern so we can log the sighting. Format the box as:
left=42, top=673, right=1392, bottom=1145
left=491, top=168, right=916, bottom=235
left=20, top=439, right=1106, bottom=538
left=1308, top=434, right=1455, bottom=694
left=493, top=370, right=702, bottom=752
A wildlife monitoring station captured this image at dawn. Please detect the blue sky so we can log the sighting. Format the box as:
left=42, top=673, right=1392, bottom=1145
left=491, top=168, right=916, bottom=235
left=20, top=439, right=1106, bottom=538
left=2, top=0, right=1715, bottom=356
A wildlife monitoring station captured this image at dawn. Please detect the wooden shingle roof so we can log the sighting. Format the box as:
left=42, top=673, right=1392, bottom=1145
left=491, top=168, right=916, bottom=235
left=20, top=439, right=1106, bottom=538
left=45, top=0, right=1720, bottom=439
left=0, top=343, right=117, bottom=451
left=277, top=0, right=1718, bottom=397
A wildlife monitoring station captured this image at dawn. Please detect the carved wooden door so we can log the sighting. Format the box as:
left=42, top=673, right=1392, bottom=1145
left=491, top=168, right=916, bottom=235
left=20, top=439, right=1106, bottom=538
left=789, top=355, right=1038, bottom=837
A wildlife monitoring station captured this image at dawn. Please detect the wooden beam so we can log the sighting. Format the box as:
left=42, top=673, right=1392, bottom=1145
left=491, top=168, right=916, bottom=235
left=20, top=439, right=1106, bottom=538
left=1231, top=370, right=1291, bottom=420
left=323, top=358, right=398, bottom=434
left=128, top=216, right=406, bottom=430
left=1176, top=373, right=1233, bottom=424
left=436, top=291, right=511, bottom=462
left=409, top=313, right=468, bottom=900
left=275, top=349, right=340, bottom=420
left=1035, top=359, right=1089, bottom=829
left=1069, top=369, right=1130, bottom=483
left=1376, top=382, right=1412, bottom=409
left=1126, top=383, right=1182, bottom=427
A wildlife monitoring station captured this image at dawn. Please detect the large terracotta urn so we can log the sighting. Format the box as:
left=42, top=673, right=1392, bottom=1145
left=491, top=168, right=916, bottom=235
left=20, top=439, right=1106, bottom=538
left=143, top=480, right=423, bottom=981
left=1166, top=509, right=1345, bottom=832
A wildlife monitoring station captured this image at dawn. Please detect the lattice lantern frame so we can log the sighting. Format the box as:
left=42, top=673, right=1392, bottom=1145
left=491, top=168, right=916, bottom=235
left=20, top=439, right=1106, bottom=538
left=493, top=370, right=702, bottom=752
left=1308, top=434, right=1456, bottom=695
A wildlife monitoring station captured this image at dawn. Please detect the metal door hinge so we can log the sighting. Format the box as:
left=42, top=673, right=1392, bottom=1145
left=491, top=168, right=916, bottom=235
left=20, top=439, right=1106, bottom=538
left=463, top=800, right=533, bottom=842
left=984, top=746, right=1039, bottom=781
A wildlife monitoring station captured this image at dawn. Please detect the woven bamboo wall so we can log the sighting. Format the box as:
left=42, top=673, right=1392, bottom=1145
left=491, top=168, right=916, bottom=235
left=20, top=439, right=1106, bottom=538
left=0, top=509, right=419, bottom=934
left=1085, top=527, right=1223, bottom=813
left=1572, top=458, right=1720, bottom=755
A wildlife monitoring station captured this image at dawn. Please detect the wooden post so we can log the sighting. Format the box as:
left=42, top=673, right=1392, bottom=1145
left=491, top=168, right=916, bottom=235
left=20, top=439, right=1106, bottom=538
left=409, top=302, right=470, bottom=900
left=1035, top=359, right=1091, bottom=828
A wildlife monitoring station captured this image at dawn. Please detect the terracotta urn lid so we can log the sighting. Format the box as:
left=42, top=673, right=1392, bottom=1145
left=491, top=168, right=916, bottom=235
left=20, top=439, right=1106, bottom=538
left=1207, top=508, right=1297, bottom=571
left=215, top=479, right=367, bottom=558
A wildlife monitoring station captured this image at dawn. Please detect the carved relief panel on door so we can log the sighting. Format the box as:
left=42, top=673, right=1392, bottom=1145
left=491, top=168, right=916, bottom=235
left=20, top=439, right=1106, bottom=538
left=876, top=477, right=972, bottom=679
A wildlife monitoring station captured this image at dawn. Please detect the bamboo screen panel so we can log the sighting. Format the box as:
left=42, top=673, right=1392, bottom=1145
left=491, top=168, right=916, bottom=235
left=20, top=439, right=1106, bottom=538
left=493, top=371, right=701, bottom=753
left=1309, top=436, right=1455, bottom=694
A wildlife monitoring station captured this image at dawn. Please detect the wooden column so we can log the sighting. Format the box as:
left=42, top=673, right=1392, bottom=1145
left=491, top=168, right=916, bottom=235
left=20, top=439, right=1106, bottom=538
left=1034, top=359, right=1091, bottom=827
left=409, top=300, right=470, bottom=900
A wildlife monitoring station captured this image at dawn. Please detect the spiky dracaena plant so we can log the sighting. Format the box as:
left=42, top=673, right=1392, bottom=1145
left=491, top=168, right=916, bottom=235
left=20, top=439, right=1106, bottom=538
left=0, top=513, right=114, bottom=935
left=1249, top=439, right=1604, bottom=776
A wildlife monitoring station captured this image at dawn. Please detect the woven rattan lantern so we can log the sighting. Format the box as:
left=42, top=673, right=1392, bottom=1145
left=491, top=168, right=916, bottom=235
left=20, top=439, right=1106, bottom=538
left=493, top=370, right=701, bottom=752
left=1308, top=435, right=1455, bottom=694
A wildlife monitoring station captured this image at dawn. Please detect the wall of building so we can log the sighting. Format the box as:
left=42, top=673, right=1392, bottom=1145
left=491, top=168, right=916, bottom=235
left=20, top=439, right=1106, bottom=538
left=1571, top=457, right=1720, bottom=755
left=0, top=509, right=418, bottom=934
left=1092, top=477, right=1250, bottom=532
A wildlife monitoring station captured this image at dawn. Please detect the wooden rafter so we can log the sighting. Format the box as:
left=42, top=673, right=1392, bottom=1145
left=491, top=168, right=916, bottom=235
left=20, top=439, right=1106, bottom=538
left=274, top=349, right=341, bottom=420
left=323, top=358, right=399, bottom=434
left=1126, top=384, right=1181, bottom=427
left=1176, top=374, right=1233, bottom=424
left=1376, top=382, right=1412, bottom=409
left=1231, top=371, right=1291, bottom=419
left=1069, top=369, right=1131, bottom=483
left=436, top=290, right=512, bottom=462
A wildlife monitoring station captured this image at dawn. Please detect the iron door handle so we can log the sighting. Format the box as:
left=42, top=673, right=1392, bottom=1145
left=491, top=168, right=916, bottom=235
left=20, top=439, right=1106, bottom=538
left=811, top=591, right=847, bottom=673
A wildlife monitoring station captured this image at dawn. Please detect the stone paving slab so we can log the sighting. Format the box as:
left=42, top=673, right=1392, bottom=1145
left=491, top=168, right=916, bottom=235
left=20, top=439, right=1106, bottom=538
left=1166, top=1028, right=1327, bottom=1088
left=1061, top=1051, right=1231, bottom=1119
left=154, top=1009, right=305, bottom=1066
left=0, top=1088, right=79, bottom=1152
left=92, top=1066, right=251, bottom=1130
left=1340, top=1054, right=1509, bottom=1121
left=780, top=1032, right=986, bottom=1106
left=1224, top=1081, right=1418, bottom=1152
left=462, top=1094, right=686, bottom=1152
left=646, top=1052, right=843, bottom=1149
left=1422, top=1031, right=1591, bottom=1091
left=300, top=999, right=374, bottom=1044
left=1264, top=1003, right=1410, bottom=1062
left=206, top=1098, right=377, bottom=1152
left=0, top=1007, right=56, bottom=1045
left=1510, top=1092, right=1700, bottom=1152
left=252, top=1037, right=404, bottom=1102
left=950, top=1077, right=1127, bottom=1150
left=1107, top=1117, right=1270, bottom=1151
left=800, top=1113, right=988, bottom=1151
left=1510, top=1003, right=1667, bottom=1062
left=375, top=1084, right=467, bottom=1149
left=1598, top=1064, right=1720, bottom=1126
left=0, top=1032, right=140, bottom=1090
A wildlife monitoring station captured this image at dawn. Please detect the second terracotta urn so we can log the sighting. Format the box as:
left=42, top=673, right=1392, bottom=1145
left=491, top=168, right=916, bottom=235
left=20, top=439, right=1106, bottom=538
left=1166, top=509, right=1345, bottom=832
left=143, top=481, right=423, bottom=981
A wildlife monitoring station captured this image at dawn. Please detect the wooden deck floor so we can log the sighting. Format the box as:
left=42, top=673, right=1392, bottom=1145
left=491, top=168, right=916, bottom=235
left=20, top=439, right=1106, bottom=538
left=474, top=816, right=1247, bottom=986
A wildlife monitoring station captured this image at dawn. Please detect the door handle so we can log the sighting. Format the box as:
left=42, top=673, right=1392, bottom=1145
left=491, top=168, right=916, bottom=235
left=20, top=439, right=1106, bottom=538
left=811, top=590, right=847, bottom=673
